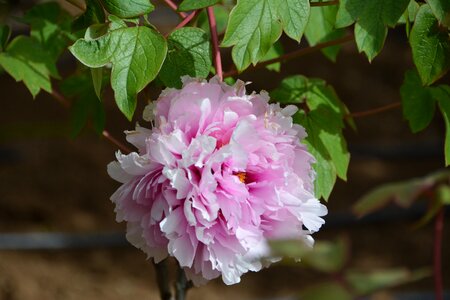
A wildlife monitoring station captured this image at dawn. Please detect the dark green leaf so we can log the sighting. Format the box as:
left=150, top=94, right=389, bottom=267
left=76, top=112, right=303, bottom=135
left=336, top=0, right=410, bottom=61
left=305, top=0, right=345, bottom=61
left=426, top=0, right=450, bottom=27
left=69, top=21, right=167, bottom=120
left=178, top=0, right=221, bottom=11
left=73, top=0, right=106, bottom=31
left=346, top=268, right=430, bottom=296
left=100, top=0, right=155, bottom=18
left=272, top=75, right=351, bottom=199
left=91, top=67, right=103, bottom=100
left=261, top=41, right=283, bottom=72
left=410, top=4, right=450, bottom=85
left=436, top=85, right=450, bottom=165
left=400, top=70, right=436, bottom=133
left=24, top=2, right=74, bottom=63
left=60, top=73, right=105, bottom=136
left=222, top=0, right=310, bottom=71
left=159, top=27, right=211, bottom=88
left=301, top=282, right=352, bottom=300
left=0, top=36, right=57, bottom=97
left=0, top=24, right=11, bottom=52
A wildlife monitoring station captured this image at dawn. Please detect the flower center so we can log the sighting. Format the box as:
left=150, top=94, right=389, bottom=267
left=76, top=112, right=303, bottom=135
left=235, top=172, right=246, bottom=183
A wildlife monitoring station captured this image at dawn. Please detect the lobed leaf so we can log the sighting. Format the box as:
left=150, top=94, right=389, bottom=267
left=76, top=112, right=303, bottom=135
left=336, top=0, right=410, bottom=61
left=159, top=27, right=212, bottom=88
left=222, top=0, right=310, bottom=71
left=410, top=4, right=450, bottom=86
left=305, top=0, right=345, bottom=61
left=178, top=0, right=221, bottom=12
left=24, top=2, right=75, bottom=64
left=100, top=0, right=155, bottom=18
left=69, top=19, right=167, bottom=120
left=0, top=36, right=57, bottom=97
left=272, top=75, right=351, bottom=200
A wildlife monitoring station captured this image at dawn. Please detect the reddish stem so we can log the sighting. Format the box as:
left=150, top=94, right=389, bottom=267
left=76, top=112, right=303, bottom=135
left=310, top=0, right=339, bottom=6
left=346, top=102, right=401, bottom=119
left=223, top=35, right=354, bottom=78
left=207, top=7, right=223, bottom=81
left=162, top=0, right=188, bottom=18
left=166, top=10, right=197, bottom=38
left=102, top=130, right=132, bottom=154
left=434, top=208, right=444, bottom=300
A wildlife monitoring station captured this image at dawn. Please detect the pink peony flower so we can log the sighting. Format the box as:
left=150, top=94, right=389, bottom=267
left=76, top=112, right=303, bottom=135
left=107, top=77, right=327, bottom=285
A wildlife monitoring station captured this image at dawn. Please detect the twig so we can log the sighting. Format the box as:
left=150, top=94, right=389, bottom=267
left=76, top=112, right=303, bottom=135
left=175, top=265, right=193, bottom=300
left=207, top=7, right=223, bottom=81
left=153, top=259, right=173, bottom=300
left=166, top=10, right=198, bottom=37
left=310, top=0, right=339, bottom=7
left=64, top=0, right=85, bottom=11
left=223, top=35, right=354, bottom=78
left=346, top=102, right=401, bottom=119
left=434, top=209, right=444, bottom=300
left=49, top=90, right=132, bottom=154
left=162, top=0, right=188, bottom=18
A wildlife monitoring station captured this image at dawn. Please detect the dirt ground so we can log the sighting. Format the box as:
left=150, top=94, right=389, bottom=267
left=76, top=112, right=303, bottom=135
left=0, top=6, right=449, bottom=299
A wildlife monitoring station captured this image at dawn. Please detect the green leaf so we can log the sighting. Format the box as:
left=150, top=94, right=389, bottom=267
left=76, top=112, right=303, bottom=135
left=398, top=0, right=420, bottom=24
left=437, top=184, right=450, bottom=205
left=436, top=85, right=450, bottom=165
left=159, top=27, right=212, bottom=88
left=336, top=0, right=410, bottom=61
left=272, top=75, right=351, bottom=199
left=24, top=2, right=74, bottom=64
left=410, top=4, right=450, bottom=86
left=60, top=73, right=105, bottom=136
left=0, top=24, right=11, bottom=52
left=400, top=70, right=436, bottom=133
left=197, top=5, right=229, bottom=37
left=100, top=0, right=155, bottom=18
left=353, top=178, right=435, bottom=217
left=261, top=41, right=283, bottom=72
left=0, top=36, right=57, bottom=97
left=69, top=22, right=167, bottom=120
left=178, top=0, right=221, bottom=11
left=91, top=67, right=103, bottom=100
left=305, top=0, right=345, bottom=61
left=346, top=268, right=430, bottom=296
left=301, top=282, right=352, bottom=300
left=222, top=0, right=310, bottom=71
left=73, top=0, right=106, bottom=31
left=426, top=0, right=450, bottom=27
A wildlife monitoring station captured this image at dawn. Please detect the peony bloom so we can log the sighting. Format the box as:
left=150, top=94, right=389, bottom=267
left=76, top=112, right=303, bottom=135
left=108, top=77, right=327, bottom=285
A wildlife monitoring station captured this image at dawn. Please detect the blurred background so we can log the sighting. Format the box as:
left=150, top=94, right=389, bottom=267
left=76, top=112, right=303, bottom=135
left=0, top=0, right=449, bottom=299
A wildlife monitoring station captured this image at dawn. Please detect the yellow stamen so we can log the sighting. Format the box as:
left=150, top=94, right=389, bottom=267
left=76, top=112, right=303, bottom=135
left=235, top=172, right=246, bottom=183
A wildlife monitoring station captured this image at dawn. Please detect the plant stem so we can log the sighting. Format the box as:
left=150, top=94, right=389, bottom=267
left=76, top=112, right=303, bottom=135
left=175, top=265, right=192, bottom=300
left=153, top=259, right=173, bottom=300
left=207, top=7, right=223, bottom=81
left=175, top=11, right=198, bottom=30
left=50, top=90, right=132, bottom=154
left=223, top=35, right=354, bottom=78
left=434, top=208, right=444, bottom=300
left=346, top=102, right=401, bottom=119
left=310, top=0, right=339, bottom=7
left=162, top=0, right=188, bottom=18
